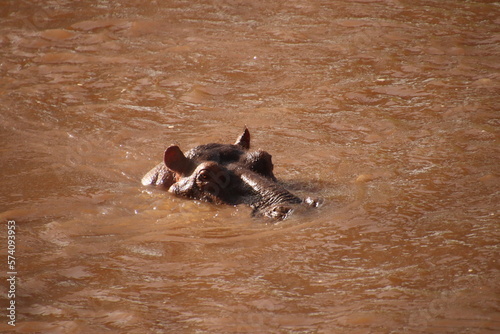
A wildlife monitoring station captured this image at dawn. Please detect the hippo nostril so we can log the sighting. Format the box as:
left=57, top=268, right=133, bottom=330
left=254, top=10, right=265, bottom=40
left=304, top=197, right=323, bottom=208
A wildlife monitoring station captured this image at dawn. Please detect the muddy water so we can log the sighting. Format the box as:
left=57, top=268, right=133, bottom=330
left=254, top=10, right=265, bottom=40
left=1, top=0, right=499, bottom=333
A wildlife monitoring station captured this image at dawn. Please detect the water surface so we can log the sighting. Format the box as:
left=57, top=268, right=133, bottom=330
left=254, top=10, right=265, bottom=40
left=1, top=0, right=499, bottom=333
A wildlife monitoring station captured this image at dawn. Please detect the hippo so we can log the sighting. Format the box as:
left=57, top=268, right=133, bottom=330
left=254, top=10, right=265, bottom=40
left=141, top=128, right=319, bottom=219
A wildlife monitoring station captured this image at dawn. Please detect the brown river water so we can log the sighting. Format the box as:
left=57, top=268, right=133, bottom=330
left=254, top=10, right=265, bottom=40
left=1, top=1, right=499, bottom=333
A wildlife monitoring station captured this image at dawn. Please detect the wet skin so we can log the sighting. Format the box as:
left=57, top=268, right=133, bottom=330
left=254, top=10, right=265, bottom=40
left=142, top=128, right=319, bottom=219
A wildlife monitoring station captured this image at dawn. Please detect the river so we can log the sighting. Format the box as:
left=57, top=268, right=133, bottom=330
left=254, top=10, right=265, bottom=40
left=0, top=0, right=499, bottom=333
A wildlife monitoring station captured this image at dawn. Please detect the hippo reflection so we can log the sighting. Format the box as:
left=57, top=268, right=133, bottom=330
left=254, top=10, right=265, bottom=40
left=142, top=128, right=318, bottom=219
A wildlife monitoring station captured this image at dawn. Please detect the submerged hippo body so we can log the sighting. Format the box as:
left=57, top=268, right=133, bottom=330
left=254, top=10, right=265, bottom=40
left=142, top=128, right=318, bottom=219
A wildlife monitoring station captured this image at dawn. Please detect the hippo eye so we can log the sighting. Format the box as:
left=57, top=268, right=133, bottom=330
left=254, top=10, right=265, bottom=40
left=198, top=170, right=211, bottom=182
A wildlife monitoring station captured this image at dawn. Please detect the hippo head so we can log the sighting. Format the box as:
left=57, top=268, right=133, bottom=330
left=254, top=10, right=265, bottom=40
left=142, top=128, right=316, bottom=219
left=164, top=148, right=241, bottom=205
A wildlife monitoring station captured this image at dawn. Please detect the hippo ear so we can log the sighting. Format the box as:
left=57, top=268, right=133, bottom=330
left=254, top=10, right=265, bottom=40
left=234, top=127, right=250, bottom=150
left=164, top=145, right=191, bottom=175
